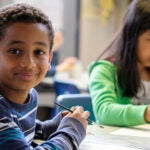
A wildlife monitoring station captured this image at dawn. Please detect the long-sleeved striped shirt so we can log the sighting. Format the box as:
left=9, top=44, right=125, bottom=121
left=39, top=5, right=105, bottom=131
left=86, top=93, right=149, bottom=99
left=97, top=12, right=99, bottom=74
left=0, top=88, right=86, bottom=150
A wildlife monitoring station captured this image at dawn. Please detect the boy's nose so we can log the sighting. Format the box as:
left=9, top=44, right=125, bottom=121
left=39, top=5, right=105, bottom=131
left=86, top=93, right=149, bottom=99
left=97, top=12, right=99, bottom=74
left=20, top=55, right=36, bottom=68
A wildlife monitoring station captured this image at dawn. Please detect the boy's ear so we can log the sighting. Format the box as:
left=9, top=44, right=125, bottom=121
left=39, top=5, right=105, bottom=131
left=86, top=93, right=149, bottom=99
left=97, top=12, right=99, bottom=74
left=48, top=51, right=53, bottom=69
left=49, top=51, right=53, bottom=63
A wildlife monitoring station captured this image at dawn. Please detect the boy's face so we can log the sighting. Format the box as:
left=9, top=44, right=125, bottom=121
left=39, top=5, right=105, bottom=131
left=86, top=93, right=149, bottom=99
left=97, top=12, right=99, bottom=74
left=0, top=22, right=52, bottom=91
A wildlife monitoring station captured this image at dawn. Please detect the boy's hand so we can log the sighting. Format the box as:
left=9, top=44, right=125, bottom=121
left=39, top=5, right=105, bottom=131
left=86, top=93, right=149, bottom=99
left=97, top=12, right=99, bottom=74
left=61, top=110, right=70, bottom=117
left=69, top=106, right=90, bottom=128
left=61, top=106, right=90, bottom=128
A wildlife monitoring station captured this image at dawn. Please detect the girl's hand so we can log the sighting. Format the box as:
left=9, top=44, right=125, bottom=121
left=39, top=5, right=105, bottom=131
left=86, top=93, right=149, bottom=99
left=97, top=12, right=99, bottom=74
left=144, top=107, right=150, bottom=122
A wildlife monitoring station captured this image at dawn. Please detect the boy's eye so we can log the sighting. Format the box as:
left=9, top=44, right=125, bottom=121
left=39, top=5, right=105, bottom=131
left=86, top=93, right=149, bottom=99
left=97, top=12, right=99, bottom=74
left=9, top=49, right=20, bottom=54
left=35, top=49, right=45, bottom=55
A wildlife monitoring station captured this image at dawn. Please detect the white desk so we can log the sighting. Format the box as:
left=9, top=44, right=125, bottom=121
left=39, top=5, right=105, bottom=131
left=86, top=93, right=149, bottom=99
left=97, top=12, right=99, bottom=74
left=80, top=124, right=150, bottom=150
left=34, top=124, right=150, bottom=149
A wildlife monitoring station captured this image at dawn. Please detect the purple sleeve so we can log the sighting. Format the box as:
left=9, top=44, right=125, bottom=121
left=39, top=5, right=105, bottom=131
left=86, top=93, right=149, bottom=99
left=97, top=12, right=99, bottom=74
left=45, top=117, right=86, bottom=149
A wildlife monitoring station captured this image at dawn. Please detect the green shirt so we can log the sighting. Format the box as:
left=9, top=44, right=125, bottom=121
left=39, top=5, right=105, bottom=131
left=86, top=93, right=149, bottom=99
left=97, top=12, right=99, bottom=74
left=88, top=60, right=148, bottom=126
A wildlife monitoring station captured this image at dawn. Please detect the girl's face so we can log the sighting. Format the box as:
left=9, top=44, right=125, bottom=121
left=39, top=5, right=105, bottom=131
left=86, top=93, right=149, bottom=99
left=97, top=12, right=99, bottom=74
left=137, top=30, right=150, bottom=77
left=0, top=22, right=52, bottom=92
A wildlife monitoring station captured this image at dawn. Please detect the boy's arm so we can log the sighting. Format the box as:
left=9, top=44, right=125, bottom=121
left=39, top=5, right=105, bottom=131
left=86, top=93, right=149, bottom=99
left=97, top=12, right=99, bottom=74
left=35, top=112, right=62, bottom=140
left=40, top=117, right=86, bottom=150
left=0, top=117, right=85, bottom=150
left=36, top=112, right=86, bottom=149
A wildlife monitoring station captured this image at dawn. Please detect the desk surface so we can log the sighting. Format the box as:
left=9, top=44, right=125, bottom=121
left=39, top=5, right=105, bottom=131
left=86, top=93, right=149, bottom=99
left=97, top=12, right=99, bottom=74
left=35, top=124, right=150, bottom=149
left=80, top=124, right=150, bottom=150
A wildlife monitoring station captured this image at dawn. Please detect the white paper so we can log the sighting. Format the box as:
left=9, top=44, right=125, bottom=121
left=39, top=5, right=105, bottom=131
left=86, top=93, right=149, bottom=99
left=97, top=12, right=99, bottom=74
left=111, top=124, right=150, bottom=138
left=80, top=134, right=138, bottom=150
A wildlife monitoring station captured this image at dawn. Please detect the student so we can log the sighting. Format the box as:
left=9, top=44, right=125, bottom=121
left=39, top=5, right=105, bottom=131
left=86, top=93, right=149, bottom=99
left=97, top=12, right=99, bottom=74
left=0, top=3, right=89, bottom=150
left=89, top=0, right=150, bottom=127
left=45, top=54, right=77, bottom=77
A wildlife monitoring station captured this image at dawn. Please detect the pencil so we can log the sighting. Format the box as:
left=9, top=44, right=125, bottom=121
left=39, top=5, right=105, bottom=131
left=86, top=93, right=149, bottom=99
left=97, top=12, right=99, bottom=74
left=54, top=102, right=104, bottom=128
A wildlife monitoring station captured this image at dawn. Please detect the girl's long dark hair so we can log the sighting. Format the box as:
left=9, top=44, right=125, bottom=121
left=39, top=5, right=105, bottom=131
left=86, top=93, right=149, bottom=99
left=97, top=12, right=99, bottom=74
left=98, top=0, right=150, bottom=97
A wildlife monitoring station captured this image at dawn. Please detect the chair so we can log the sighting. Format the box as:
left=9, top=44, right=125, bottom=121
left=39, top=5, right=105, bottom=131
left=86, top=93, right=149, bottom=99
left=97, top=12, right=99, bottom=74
left=55, top=93, right=95, bottom=122
left=49, top=80, right=81, bottom=119
left=54, top=79, right=80, bottom=96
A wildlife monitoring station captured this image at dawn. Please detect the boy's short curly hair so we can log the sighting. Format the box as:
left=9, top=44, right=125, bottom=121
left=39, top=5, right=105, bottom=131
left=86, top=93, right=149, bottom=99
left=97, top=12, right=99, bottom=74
left=0, top=3, right=54, bottom=51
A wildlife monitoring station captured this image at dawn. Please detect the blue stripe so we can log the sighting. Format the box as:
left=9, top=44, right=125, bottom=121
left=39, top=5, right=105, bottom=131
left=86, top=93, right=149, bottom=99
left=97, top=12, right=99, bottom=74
left=0, top=128, right=25, bottom=144
left=11, top=102, right=37, bottom=117
left=41, top=143, right=61, bottom=150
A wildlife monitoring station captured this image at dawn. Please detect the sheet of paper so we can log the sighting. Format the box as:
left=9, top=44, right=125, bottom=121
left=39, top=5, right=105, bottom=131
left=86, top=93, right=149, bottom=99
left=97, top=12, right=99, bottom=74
left=111, top=124, right=150, bottom=138
left=80, top=134, right=138, bottom=150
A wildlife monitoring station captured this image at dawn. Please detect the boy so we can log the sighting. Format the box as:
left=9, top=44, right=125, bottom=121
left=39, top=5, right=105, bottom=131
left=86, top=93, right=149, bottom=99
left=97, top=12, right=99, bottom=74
left=0, top=3, right=89, bottom=150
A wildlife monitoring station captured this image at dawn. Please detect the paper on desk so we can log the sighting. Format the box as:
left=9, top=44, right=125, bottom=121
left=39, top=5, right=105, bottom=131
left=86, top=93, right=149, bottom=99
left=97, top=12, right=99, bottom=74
left=80, top=134, right=138, bottom=150
left=111, top=124, right=150, bottom=138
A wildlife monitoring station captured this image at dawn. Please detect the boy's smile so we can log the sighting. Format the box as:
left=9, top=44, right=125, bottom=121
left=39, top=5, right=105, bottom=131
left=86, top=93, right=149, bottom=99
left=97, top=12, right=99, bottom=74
left=0, top=22, right=52, bottom=103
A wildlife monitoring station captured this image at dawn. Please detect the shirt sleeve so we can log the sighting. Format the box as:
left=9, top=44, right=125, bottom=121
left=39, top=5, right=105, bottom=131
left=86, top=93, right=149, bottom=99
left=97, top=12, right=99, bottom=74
left=44, top=117, right=86, bottom=150
left=35, top=112, right=62, bottom=140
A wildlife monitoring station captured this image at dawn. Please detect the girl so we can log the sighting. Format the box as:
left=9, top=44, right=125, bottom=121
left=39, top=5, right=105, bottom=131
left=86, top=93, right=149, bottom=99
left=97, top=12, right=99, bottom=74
left=89, top=0, right=150, bottom=126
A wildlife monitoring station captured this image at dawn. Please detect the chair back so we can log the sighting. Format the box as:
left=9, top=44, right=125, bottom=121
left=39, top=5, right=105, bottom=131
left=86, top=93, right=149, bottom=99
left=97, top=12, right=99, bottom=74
left=55, top=93, right=95, bottom=122
left=54, top=80, right=80, bottom=96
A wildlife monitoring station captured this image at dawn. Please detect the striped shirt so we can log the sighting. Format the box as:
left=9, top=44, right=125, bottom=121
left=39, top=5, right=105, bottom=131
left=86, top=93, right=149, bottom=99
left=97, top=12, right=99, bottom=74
left=0, top=88, right=86, bottom=150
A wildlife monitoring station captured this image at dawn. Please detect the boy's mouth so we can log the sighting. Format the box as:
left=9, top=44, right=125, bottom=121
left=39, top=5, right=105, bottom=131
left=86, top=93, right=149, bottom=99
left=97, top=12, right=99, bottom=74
left=15, top=72, right=38, bottom=81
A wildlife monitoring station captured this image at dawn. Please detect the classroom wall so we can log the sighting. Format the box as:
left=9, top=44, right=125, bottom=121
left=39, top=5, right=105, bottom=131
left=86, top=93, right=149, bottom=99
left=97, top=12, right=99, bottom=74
left=80, top=17, right=115, bottom=68
left=79, top=0, right=128, bottom=69
left=59, top=0, right=79, bottom=61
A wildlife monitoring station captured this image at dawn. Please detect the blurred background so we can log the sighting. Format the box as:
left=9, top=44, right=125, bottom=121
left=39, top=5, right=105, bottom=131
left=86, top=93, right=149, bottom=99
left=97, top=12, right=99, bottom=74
left=0, top=0, right=131, bottom=120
